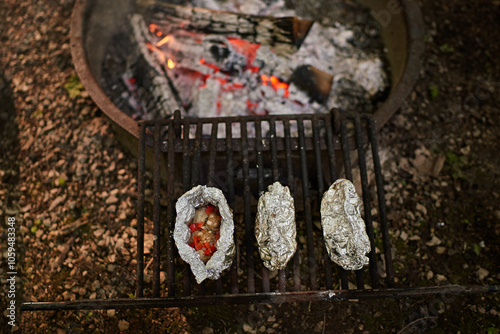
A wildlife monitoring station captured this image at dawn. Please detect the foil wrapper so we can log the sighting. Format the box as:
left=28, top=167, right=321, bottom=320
left=320, top=179, right=370, bottom=270
left=173, top=185, right=235, bottom=283
left=255, top=182, right=297, bottom=271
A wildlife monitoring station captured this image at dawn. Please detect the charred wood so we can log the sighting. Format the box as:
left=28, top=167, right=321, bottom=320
left=136, top=0, right=314, bottom=55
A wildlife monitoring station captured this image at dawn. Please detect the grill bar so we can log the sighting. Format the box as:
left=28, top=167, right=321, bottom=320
left=241, top=121, right=256, bottom=293
left=283, top=119, right=301, bottom=292
left=366, top=116, right=395, bottom=287
left=338, top=119, right=352, bottom=290
left=166, top=117, right=177, bottom=297
left=22, top=285, right=500, bottom=311
left=225, top=120, right=239, bottom=294
left=136, top=124, right=146, bottom=297
left=298, top=120, right=318, bottom=291
left=152, top=124, right=162, bottom=297
left=182, top=120, right=192, bottom=296
left=353, top=116, right=378, bottom=288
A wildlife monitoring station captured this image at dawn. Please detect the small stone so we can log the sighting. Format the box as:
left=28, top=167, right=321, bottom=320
left=436, top=246, right=446, bottom=254
left=94, top=229, right=105, bottom=237
left=259, top=326, right=266, bottom=332
left=107, top=309, right=116, bottom=317
left=243, top=323, right=252, bottom=332
left=105, top=195, right=119, bottom=205
left=436, top=274, right=447, bottom=282
left=62, top=291, right=71, bottom=300
left=426, top=271, right=434, bottom=280
left=267, top=316, right=276, bottom=323
left=118, top=320, right=130, bottom=331
left=202, top=327, right=214, bottom=334
left=400, top=231, right=408, bottom=241
left=57, top=329, right=66, bottom=334
left=476, top=268, right=489, bottom=280
left=107, top=205, right=117, bottom=213
left=409, top=235, right=421, bottom=241
left=314, top=321, right=323, bottom=332
left=416, top=203, right=427, bottom=215
left=426, top=235, right=441, bottom=247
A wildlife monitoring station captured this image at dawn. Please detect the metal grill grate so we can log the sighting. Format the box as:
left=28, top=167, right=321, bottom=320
left=136, top=110, right=394, bottom=301
left=20, top=110, right=499, bottom=311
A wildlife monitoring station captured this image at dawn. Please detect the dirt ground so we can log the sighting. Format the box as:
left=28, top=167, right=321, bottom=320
left=0, top=0, right=499, bottom=333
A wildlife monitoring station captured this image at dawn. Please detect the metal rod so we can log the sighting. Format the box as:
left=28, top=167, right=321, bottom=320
left=152, top=124, right=162, bottom=297
left=206, top=121, right=224, bottom=295
left=226, top=121, right=239, bottom=295
left=241, top=121, right=256, bottom=293
left=353, top=116, right=378, bottom=289
left=21, top=285, right=500, bottom=311
left=182, top=118, right=191, bottom=296
left=365, top=116, right=395, bottom=287
left=136, top=123, right=146, bottom=298
left=283, top=119, right=300, bottom=291
left=166, top=114, right=177, bottom=297
left=312, top=116, right=333, bottom=290
left=298, top=120, right=318, bottom=291
left=269, top=119, right=279, bottom=182
left=326, top=112, right=338, bottom=181
left=191, top=121, right=203, bottom=187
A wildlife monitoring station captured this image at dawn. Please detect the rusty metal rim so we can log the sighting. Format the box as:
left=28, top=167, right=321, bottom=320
left=70, top=0, right=424, bottom=138
left=373, top=0, right=425, bottom=131
left=21, top=285, right=500, bottom=311
left=70, top=0, right=140, bottom=139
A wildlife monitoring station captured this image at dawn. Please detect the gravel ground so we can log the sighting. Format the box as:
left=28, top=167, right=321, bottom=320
left=1, top=0, right=499, bottom=333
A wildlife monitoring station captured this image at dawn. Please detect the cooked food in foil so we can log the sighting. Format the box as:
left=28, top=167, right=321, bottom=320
left=320, top=179, right=370, bottom=271
left=255, top=182, right=297, bottom=271
left=173, top=185, right=235, bottom=283
left=188, top=204, right=221, bottom=263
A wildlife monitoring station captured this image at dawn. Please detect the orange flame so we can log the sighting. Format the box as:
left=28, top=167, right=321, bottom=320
left=146, top=42, right=166, bottom=63
left=167, top=59, right=175, bottom=69
left=156, top=35, right=171, bottom=47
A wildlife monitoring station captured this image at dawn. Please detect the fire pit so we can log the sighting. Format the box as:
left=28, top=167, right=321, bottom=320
left=70, top=0, right=424, bottom=155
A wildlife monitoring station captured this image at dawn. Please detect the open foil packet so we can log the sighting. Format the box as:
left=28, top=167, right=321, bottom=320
left=255, top=182, right=297, bottom=271
left=320, top=179, right=370, bottom=270
left=173, top=185, right=235, bottom=283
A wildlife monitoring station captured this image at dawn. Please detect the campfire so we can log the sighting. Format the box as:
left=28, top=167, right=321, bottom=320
left=101, top=0, right=389, bottom=129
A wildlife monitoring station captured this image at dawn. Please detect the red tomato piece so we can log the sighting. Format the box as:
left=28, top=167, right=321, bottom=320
left=205, top=205, right=215, bottom=214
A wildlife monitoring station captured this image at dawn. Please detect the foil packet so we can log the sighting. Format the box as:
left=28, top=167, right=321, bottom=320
left=173, top=185, right=235, bottom=283
left=320, top=179, right=370, bottom=270
left=255, top=182, right=297, bottom=271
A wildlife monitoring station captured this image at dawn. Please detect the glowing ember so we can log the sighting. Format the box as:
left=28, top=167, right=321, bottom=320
left=149, top=24, right=159, bottom=33
left=167, top=58, right=175, bottom=69
left=260, top=75, right=289, bottom=97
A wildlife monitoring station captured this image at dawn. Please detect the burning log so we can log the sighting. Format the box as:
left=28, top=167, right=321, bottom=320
left=136, top=0, right=314, bottom=55
left=130, top=14, right=185, bottom=114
